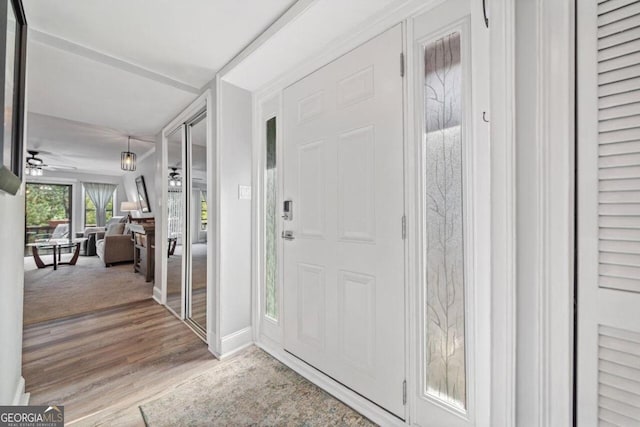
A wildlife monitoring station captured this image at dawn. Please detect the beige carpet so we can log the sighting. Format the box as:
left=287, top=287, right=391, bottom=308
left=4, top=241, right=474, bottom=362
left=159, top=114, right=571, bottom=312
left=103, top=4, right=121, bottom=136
left=139, top=346, right=376, bottom=427
left=24, top=255, right=153, bottom=325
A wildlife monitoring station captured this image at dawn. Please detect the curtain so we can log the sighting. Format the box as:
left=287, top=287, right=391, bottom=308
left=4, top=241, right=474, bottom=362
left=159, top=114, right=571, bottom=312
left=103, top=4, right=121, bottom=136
left=83, top=182, right=117, bottom=227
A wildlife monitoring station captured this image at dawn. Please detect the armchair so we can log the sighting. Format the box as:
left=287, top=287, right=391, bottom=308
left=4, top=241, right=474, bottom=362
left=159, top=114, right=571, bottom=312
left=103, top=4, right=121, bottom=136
left=96, top=221, right=134, bottom=266
left=75, top=227, right=103, bottom=256
left=76, top=217, right=127, bottom=257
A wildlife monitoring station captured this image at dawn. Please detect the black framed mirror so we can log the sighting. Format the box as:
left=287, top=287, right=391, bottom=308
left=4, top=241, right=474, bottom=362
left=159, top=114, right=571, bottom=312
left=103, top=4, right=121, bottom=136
left=0, top=0, right=26, bottom=195
left=135, top=175, right=151, bottom=213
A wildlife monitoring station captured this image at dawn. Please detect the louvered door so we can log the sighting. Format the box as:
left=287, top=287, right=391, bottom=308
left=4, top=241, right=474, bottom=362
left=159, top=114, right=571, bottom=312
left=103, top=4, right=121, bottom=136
left=577, top=0, right=640, bottom=425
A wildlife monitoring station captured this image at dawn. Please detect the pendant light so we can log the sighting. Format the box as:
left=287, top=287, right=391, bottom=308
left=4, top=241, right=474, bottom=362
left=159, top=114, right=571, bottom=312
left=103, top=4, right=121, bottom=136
left=121, top=136, right=137, bottom=171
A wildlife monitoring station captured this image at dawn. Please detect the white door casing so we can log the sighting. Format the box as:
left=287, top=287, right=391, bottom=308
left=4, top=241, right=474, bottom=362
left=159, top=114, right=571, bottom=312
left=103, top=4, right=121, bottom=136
left=577, top=0, right=640, bottom=425
left=412, top=0, right=490, bottom=425
left=282, top=25, right=406, bottom=418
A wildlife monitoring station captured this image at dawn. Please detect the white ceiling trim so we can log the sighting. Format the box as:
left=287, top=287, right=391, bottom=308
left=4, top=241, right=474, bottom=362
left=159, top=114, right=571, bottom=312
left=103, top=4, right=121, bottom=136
left=222, top=0, right=436, bottom=93
left=30, top=29, right=201, bottom=95
left=137, top=146, right=156, bottom=163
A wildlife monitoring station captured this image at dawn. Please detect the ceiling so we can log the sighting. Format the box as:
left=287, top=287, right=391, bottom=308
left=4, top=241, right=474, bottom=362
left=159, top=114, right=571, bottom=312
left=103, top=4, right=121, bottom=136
left=223, top=0, right=401, bottom=91
left=27, top=113, right=156, bottom=177
left=23, top=0, right=408, bottom=177
left=23, top=0, right=296, bottom=175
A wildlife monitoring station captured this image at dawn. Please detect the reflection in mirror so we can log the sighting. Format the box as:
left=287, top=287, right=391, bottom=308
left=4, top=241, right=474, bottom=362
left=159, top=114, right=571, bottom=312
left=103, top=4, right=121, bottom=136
left=188, top=113, right=207, bottom=332
left=3, top=2, right=16, bottom=165
left=166, top=126, right=184, bottom=316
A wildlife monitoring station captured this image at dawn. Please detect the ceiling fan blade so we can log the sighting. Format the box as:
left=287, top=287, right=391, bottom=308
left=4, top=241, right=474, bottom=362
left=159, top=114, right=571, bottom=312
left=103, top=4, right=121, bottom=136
left=47, top=164, right=77, bottom=171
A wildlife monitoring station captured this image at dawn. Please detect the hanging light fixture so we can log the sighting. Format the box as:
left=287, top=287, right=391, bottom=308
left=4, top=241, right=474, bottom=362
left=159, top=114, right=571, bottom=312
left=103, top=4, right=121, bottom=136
left=168, top=167, right=182, bottom=187
left=121, top=136, right=137, bottom=171
left=25, top=164, right=43, bottom=176
left=25, top=150, right=45, bottom=176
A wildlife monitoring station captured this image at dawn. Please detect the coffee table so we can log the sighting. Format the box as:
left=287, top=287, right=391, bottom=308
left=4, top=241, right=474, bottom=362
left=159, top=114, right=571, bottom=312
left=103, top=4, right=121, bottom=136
left=28, top=238, right=88, bottom=270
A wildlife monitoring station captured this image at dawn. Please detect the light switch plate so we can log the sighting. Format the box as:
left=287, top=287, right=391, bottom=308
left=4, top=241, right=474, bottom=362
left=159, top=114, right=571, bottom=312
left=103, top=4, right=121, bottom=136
left=238, top=185, right=252, bottom=200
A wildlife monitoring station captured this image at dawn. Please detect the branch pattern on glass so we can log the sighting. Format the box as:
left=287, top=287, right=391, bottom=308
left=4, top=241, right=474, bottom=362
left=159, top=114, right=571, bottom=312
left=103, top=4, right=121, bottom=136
left=265, top=117, right=278, bottom=320
left=423, top=31, right=466, bottom=410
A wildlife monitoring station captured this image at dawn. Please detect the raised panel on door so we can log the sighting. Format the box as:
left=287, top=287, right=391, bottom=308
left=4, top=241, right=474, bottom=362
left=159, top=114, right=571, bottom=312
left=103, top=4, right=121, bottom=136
left=337, top=126, right=376, bottom=243
left=296, top=263, right=326, bottom=350
left=578, top=0, right=640, bottom=425
left=282, top=25, right=405, bottom=418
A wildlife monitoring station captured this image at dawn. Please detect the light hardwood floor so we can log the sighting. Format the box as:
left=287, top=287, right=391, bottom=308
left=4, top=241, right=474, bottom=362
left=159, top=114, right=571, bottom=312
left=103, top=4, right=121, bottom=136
left=22, top=299, right=219, bottom=425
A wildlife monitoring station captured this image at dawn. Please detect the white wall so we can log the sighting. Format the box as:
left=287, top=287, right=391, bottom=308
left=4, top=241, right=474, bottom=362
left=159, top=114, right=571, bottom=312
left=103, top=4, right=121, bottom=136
left=218, top=81, right=252, bottom=341
left=121, top=149, right=157, bottom=219
left=0, top=186, right=27, bottom=404
left=27, top=171, right=125, bottom=236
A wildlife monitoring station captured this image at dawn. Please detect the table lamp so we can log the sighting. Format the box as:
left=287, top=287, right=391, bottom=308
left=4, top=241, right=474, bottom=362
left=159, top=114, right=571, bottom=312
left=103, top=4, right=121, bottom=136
left=121, top=201, right=139, bottom=220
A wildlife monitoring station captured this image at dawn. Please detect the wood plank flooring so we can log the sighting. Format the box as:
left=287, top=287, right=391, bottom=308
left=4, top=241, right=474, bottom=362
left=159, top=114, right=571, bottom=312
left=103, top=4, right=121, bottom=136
left=22, top=299, right=219, bottom=424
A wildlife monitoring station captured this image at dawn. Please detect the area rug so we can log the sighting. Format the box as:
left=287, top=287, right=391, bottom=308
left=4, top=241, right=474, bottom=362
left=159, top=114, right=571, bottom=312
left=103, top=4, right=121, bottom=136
left=24, top=255, right=153, bottom=325
left=139, top=347, right=376, bottom=427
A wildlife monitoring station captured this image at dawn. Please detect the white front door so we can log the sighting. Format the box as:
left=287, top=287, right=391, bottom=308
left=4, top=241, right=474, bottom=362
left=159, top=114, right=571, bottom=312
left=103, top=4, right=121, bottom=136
left=577, top=1, right=640, bottom=425
left=282, top=25, right=405, bottom=418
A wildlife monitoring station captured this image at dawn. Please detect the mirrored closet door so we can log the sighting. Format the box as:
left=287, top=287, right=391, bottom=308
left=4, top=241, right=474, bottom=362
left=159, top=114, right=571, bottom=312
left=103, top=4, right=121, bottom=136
left=186, top=112, right=208, bottom=333
left=164, top=108, right=209, bottom=340
left=166, top=125, right=185, bottom=317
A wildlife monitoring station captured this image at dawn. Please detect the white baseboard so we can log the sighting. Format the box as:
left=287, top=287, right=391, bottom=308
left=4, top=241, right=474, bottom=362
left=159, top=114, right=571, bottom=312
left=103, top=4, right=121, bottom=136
left=218, top=327, right=253, bottom=359
left=12, top=377, right=29, bottom=406
left=152, top=287, right=162, bottom=305
left=257, top=338, right=406, bottom=426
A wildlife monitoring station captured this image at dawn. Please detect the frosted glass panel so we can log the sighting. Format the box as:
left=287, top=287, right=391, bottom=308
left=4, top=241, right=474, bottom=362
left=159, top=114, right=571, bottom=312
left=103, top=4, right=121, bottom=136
left=265, top=117, right=278, bottom=320
left=423, top=31, right=467, bottom=410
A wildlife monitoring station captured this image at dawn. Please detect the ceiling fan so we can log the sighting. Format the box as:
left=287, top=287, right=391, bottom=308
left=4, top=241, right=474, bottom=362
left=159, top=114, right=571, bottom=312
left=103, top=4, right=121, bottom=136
left=25, top=150, right=77, bottom=176
left=168, top=167, right=182, bottom=187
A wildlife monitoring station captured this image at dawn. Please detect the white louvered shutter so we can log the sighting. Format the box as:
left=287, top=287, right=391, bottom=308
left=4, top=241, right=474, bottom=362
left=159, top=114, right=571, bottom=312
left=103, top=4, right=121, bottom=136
left=578, top=0, right=640, bottom=425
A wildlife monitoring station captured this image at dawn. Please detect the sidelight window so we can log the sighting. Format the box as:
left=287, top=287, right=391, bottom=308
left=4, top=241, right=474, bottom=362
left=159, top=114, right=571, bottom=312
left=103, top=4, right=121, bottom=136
left=265, top=117, right=278, bottom=320
left=423, top=30, right=467, bottom=411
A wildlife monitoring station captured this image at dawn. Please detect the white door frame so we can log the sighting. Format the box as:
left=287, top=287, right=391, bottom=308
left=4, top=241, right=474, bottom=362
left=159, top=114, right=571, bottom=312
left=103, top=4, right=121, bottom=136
left=513, top=0, right=575, bottom=425
left=246, top=0, right=562, bottom=425
left=252, top=93, right=284, bottom=346
left=159, top=89, right=219, bottom=352
left=408, top=0, right=492, bottom=424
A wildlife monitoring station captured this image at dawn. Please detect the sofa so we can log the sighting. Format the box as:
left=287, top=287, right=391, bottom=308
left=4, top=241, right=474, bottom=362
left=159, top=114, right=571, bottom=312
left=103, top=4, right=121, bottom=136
left=75, top=226, right=104, bottom=256
left=96, top=219, right=134, bottom=266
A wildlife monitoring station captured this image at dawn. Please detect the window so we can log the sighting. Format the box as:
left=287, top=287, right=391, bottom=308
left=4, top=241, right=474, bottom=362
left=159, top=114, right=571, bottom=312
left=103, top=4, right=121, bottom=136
left=265, top=117, right=278, bottom=320
left=423, top=31, right=467, bottom=410
left=85, top=191, right=114, bottom=227
left=25, top=183, right=72, bottom=245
